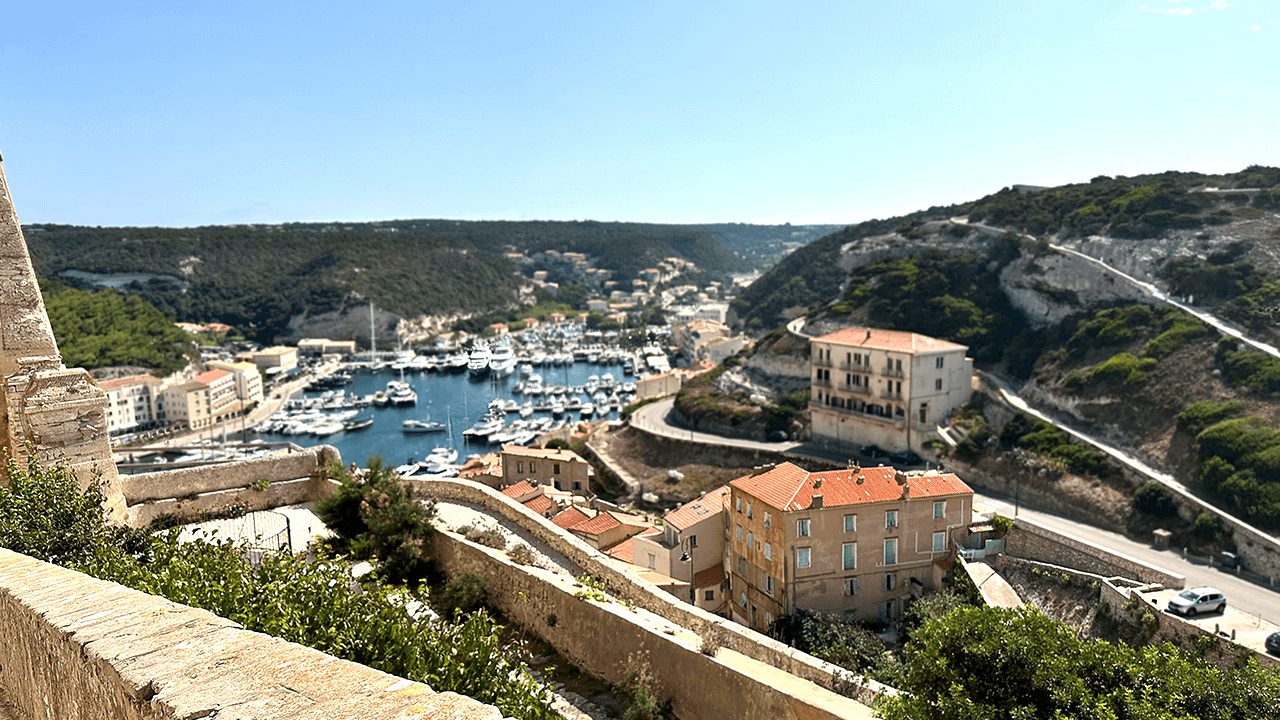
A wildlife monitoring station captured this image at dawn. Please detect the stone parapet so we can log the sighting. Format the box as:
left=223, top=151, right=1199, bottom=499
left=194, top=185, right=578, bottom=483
left=1004, top=515, right=1186, bottom=589
left=0, top=548, right=501, bottom=720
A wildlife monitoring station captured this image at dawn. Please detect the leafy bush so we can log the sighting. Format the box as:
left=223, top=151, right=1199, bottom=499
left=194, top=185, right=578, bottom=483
left=1177, top=400, right=1245, bottom=433
left=0, top=456, right=555, bottom=720
left=1088, top=352, right=1156, bottom=385
left=770, top=610, right=888, bottom=673
left=438, top=572, right=488, bottom=618
left=1134, top=482, right=1178, bottom=518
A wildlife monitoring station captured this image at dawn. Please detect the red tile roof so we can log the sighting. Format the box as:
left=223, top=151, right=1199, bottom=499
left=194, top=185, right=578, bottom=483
left=731, top=462, right=971, bottom=512
left=573, top=512, right=621, bottom=536
left=665, top=485, right=731, bottom=530
left=501, top=480, right=537, bottom=499
left=551, top=506, right=591, bottom=530
left=193, top=369, right=232, bottom=384
left=98, top=374, right=161, bottom=390
left=501, top=445, right=587, bottom=463
left=523, top=495, right=553, bottom=515
left=693, top=564, right=726, bottom=589
left=606, top=528, right=658, bottom=565
left=814, top=326, right=967, bottom=354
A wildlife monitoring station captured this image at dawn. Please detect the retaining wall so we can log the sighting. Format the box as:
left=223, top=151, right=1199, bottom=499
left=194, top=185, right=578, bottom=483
left=0, top=548, right=499, bottom=720
left=409, top=477, right=893, bottom=705
left=1004, top=516, right=1186, bottom=589
left=122, top=446, right=341, bottom=527
left=432, top=528, right=874, bottom=720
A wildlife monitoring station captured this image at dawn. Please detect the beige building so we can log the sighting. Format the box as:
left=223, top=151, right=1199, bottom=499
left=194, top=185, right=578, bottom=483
left=500, top=445, right=593, bottom=493
left=727, top=462, right=972, bottom=632
left=630, top=486, right=730, bottom=612
left=159, top=369, right=240, bottom=430
left=207, top=360, right=264, bottom=409
left=810, top=327, right=972, bottom=453
left=99, top=374, right=163, bottom=434
left=297, top=339, right=357, bottom=357
left=247, top=346, right=298, bottom=371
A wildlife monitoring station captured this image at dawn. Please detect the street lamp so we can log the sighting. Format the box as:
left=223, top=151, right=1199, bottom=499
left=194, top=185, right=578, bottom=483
left=679, top=536, right=695, bottom=606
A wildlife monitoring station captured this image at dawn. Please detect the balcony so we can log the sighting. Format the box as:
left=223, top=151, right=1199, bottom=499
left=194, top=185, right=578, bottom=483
left=880, top=390, right=902, bottom=401
left=813, top=356, right=833, bottom=368
left=838, top=383, right=871, bottom=396
left=881, top=366, right=904, bottom=378
left=813, top=377, right=831, bottom=387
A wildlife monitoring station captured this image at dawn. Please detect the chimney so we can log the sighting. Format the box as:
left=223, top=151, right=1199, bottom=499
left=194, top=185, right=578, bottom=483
left=813, top=478, right=822, bottom=490
left=856, top=474, right=864, bottom=485
left=810, top=494, right=823, bottom=509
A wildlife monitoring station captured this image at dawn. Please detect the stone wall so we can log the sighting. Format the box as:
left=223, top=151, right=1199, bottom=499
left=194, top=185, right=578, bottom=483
left=408, top=477, right=893, bottom=705
left=122, top=445, right=341, bottom=527
left=431, top=527, right=875, bottom=720
left=1004, top=516, right=1186, bottom=589
left=0, top=548, right=501, bottom=720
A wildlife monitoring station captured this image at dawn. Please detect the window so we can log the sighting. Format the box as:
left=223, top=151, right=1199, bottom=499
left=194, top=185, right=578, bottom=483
left=517, top=462, right=524, bottom=473
left=739, top=592, right=747, bottom=608
left=688, top=534, right=697, bottom=548
left=844, top=578, right=860, bottom=596
left=934, top=501, right=945, bottom=518
left=737, top=556, right=747, bottom=575
left=843, top=542, right=857, bottom=570
left=919, top=403, right=928, bottom=423
left=746, top=502, right=753, bottom=519
left=932, top=531, right=946, bottom=552
left=843, top=514, right=856, bottom=532
left=764, top=573, right=775, bottom=596
left=554, top=463, right=561, bottom=474
left=736, top=524, right=743, bottom=543
left=647, top=553, right=656, bottom=569
left=573, top=481, right=582, bottom=491
left=884, top=538, right=898, bottom=565
left=736, top=497, right=743, bottom=513
left=936, top=356, right=945, bottom=369
left=765, top=542, right=772, bottom=561
left=885, top=510, right=898, bottom=529
left=763, top=512, right=772, bottom=529
left=935, top=378, right=943, bottom=391
left=746, top=531, right=753, bottom=548
left=530, top=462, right=536, bottom=473
left=765, top=612, right=773, bottom=628
left=704, top=589, right=715, bottom=601
left=884, top=573, right=897, bottom=591
left=797, top=547, right=811, bottom=568
left=796, top=518, right=810, bottom=537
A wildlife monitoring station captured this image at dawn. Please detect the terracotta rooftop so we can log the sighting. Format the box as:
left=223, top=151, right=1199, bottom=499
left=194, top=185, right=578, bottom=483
left=551, top=506, right=592, bottom=530
left=523, top=495, right=553, bottom=515
left=501, top=480, right=538, bottom=499
left=813, top=326, right=967, bottom=354
left=192, top=369, right=232, bottom=385
left=693, top=564, right=726, bottom=589
left=572, top=512, right=621, bottom=536
left=730, top=462, right=971, bottom=512
left=665, top=485, right=731, bottom=530
left=605, top=527, right=659, bottom=564
left=98, top=374, right=161, bottom=390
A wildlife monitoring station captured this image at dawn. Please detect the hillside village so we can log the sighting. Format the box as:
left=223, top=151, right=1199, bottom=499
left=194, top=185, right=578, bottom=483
left=5, top=157, right=1280, bottom=720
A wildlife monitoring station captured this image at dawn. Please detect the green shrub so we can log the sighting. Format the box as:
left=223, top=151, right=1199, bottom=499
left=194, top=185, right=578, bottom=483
left=1177, top=400, right=1245, bottom=433
left=1194, top=512, right=1226, bottom=542
left=439, top=572, right=488, bottom=618
left=1089, top=352, right=1156, bottom=385
left=1134, top=482, right=1178, bottom=518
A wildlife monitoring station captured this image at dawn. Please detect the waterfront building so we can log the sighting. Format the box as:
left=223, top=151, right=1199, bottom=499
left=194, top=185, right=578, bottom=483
left=99, top=374, right=163, bottom=434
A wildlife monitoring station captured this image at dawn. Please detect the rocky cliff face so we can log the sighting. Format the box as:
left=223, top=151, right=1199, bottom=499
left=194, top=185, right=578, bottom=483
left=997, top=250, right=1160, bottom=328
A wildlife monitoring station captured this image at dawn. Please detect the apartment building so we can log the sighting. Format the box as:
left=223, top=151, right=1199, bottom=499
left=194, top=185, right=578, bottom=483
left=500, top=445, right=593, bottom=493
left=727, top=462, right=972, bottom=632
left=159, top=369, right=240, bottom=431
left=810, top=327, right=973, bottom=453
left=630, top=486, right=730, bottom=612
left=207, top=360, right=264, bottom=409
left=99, top=374, right=163, bottom=434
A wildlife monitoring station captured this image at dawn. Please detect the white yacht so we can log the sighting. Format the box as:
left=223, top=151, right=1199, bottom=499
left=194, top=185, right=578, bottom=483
left=489, top=342, right=517, bottom=377
left=467, top=342, right=492, bottom=378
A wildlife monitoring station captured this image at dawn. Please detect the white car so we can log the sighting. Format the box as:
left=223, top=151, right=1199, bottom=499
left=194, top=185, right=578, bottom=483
left=1166, top=586, right=1226, bottom=616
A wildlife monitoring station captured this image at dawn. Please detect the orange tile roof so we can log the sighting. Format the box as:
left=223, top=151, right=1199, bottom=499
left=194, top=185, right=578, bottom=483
left=665, top=485, right=731, bottom=530
left=604, top=529, right=656, bottom=564
left=98, top=374, right=161, bottom=390
left=523, top=495, right=553, bottom=515
left=609, top=511, right=652, bottom=528
left=193, top=369, right=232, bottom=384
left=551, top=506, right=591, bottom=530
left=813, top=326, right=967, bottom=354
left=731, top=462, right=971, bottom=512
left=501, top=480, right=537, bottom=499
left=573, top=512, right=621, bottom=535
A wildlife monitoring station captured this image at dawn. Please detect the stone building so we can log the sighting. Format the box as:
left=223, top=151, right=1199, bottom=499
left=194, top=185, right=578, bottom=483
left=499, top=444, right=593, bottom=493
left=99, top=374, right=163, bottom=434
left=727, top=462, right=972, bottom=631
left=809, top=326, right=973, bottom=453
left=0, top=154, right=125, bottom=519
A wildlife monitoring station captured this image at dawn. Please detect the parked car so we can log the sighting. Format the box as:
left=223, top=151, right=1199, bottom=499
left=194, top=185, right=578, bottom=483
left=860, top=444, right=888, bottom=461
left=889, top=449, right=923, bottom=466
left=1166, top=587, right=1226, bottom=616
left=1266, top=631, right=1280, bottom=656
left=766, top=430, right=789, bottom=442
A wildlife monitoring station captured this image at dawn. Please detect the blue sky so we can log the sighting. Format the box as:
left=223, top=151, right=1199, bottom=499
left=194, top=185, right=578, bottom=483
left=2, top=1, right=1276, bottom=227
